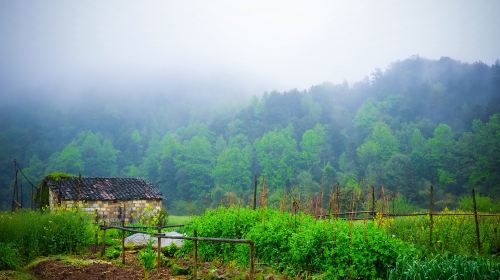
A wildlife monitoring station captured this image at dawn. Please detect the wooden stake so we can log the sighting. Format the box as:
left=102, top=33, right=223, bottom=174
left=101, top=220, right=107, bottom=257
left=249, top=241, right=255, bottom=280
left=253, top=175, right=257, bottom=210
left=121, top=217, right=126, bottom=264
left=429, top=185, right=434, bottom=247
left=371, top=185, right=375, bottom=218
left=261, top=176, right=266, bottom=208
left=94, top=209, right=99, bottom=253
left=157, top=226, right=162, bottom=269
left=193, top=230, right=198, bottom=280
left=472, top=189, right=481, bottom=253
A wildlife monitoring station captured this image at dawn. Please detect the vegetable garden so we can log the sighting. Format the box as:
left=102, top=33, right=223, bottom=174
left=1, top=186, right=499, bottom=279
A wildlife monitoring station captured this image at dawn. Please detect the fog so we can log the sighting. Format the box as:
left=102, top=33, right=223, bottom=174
left=1, top=0, right=499, bottom=100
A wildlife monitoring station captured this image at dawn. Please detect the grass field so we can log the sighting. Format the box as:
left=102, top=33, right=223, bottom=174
left=168, top=215, right=192, bottom=225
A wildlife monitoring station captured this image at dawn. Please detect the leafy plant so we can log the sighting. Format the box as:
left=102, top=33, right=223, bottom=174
left=181, top=207, right=417, bottom=278
left=0, top=243, right=22, bottom=270
left=138, top=240, right=156, bottom=280
left=105, top=247, right=121, bottom=259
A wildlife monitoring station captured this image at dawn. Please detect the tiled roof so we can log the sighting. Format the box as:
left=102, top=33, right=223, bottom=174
left=46, top=177, right=163, bottom=201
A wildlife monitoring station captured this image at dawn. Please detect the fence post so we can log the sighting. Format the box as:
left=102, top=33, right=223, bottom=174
left=94, top=209, right=99, bottom=253
left=371, top=185, right=375, bottom=218
left=121, top=210, right=126, bottom=265
left=494, top=227, right=499, bottom=253
left=249, top=241, right=255, bottom=280
left=193, top=230, right=198, bottom=280
left=253, top=175, right=257, bottom=210
left=157, top=226, right=162, bottom=269
left=472, top=189, right=481, bottom=253
left=101, top=220, right=107, bottom=257
left=429, top=185, right=434, bottom=247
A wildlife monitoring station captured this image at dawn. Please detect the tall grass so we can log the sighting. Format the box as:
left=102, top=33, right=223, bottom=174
left=0, top=208, right=94, bottom=268
left=388, top=254, right=500, bottom=280
left=384, top=210, right=500, bottom=255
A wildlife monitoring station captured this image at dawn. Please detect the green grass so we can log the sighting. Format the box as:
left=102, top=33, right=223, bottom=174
left=168, top=215, right=192, bottom=225
left=0, top=270, right=36, bottom=280
left=383, top=210, right=499, bottom=255
left=0, top=208, right=94, bottom=267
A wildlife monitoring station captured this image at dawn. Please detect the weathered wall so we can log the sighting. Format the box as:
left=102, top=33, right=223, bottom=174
left=49, top=190, right=162, bottom=224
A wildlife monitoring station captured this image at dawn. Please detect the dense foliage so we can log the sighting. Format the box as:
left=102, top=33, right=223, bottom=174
left=0, top=209, right=94, bottom=268
left=1, top=57, right=500, bottom=213
left=181, top=207, right=417, bottom=278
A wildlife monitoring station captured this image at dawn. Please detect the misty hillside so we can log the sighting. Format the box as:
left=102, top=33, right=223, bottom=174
left=1, top=56, right=499, bottom=213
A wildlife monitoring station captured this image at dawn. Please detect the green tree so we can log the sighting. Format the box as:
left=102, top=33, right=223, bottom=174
left=357, top=122, right=399, bottom=183
left=174, top=135, right=214, bottom=200
left=462, top=114, right=500, bottom=198
left=255, top=127, right=298, bottom=190
left=426, top=124, right=457, bottom=186
left=300, top=124, right=327, bottom=173
left=46, top=142, right=83, bottom=174
left=213, top=144, right=252, bottom=193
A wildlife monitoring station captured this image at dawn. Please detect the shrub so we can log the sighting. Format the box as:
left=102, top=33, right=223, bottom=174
left=181, top=207, right=261, bottom=262
left=0, top=208, right=94, bottom=265
left=458, top=195, right=500, bottom=213
left=0, top=243, right=22, bottom=270
left=181, top=207, right=417, bottom=278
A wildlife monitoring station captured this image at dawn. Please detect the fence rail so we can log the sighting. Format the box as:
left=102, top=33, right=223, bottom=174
left=98, top=224, right=254, bottom=280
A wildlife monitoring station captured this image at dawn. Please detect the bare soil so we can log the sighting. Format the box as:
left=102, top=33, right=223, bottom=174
left=27, top=251, right=259, bottom=280
left=28, top=252, right=182, bottom=280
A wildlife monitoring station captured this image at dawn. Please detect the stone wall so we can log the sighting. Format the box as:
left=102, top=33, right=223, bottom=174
left=49, top=190, right=162, bottom=224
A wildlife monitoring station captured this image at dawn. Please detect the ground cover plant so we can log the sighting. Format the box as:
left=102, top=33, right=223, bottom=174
left=181, top=207, right=418, bottom=279
left=0, top=208, right=94, bottom=268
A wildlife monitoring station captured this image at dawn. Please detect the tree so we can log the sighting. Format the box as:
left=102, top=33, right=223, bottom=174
left=462, top=114, right=500, bottom=198
left=383, top=154, right=420, bottom=202
left=254, top=127, right=298, bottom=190
left=357, top=122, right=399, bottom=183
left=213, top=143, right=252, bottom=193
left=174, top=135, right=214, bottom=200
left=300, top=124, right=327, bottom=175
left=426, top=124, right=457, bottom=187
left=46, top=142, right=84, bottom=174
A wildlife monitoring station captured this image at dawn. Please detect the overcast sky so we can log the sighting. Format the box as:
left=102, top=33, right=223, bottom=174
left=1, top=0, right=499, bottom=98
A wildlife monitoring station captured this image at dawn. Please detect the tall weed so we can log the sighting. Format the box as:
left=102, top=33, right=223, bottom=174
left=0, top=208, right=94, bottom=265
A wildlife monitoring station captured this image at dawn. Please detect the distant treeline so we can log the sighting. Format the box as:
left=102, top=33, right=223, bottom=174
left=1, top=56, right=499, bottom=213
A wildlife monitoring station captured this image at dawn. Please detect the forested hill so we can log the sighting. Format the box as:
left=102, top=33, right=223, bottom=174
left=1, top=56, right=499, bottom=213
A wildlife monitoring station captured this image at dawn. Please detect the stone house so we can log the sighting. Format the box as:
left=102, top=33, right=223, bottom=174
left=43, top=176, right=163, bottom=223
